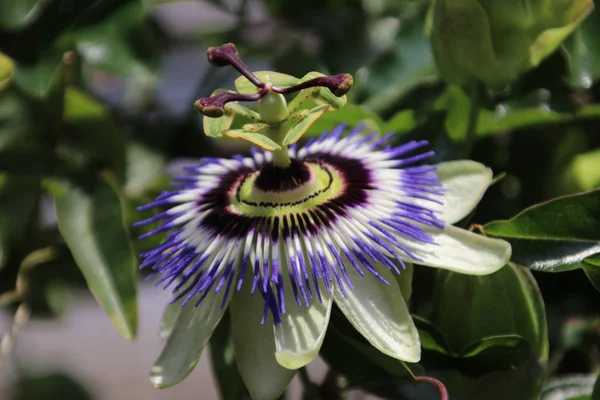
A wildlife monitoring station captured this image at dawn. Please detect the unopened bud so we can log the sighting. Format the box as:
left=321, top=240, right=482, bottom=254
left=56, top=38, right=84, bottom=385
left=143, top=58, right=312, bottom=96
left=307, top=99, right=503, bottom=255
left=207, top=43, right=238, bottom=67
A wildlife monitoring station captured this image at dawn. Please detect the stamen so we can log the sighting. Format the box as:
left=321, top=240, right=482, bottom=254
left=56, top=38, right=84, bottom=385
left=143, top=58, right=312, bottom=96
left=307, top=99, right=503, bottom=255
left=207, top=43, right=265, bottom=89
left=271, top=73, right=353, bottom=97
left=194, top=89, right=267, bottom=117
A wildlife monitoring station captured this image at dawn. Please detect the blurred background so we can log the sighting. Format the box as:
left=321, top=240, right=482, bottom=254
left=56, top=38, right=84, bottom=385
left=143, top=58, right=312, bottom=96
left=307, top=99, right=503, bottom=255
left=1, top=0, right=600, bottom=399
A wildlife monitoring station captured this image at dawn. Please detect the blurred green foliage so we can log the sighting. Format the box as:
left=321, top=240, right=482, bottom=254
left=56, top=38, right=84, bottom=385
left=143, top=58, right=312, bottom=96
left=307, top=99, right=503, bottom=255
left=1, top=0, right=600, bottom=399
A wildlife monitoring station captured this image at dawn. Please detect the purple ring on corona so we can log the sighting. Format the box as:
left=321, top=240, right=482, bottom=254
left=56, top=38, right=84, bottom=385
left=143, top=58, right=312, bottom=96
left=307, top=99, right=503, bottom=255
left=136, top=123, right=444, bottom=324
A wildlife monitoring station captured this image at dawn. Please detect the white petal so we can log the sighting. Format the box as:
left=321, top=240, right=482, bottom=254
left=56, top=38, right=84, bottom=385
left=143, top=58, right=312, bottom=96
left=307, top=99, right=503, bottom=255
left=400, top=225, right=511, bottom=275
left=396, top=262, right=414, bottom=303
left=231, top=283, right=295, bottom=400
left=436, top=160, right=493, bottom=224
left=333, top=263, right=421, bottom=362
left=150, top=290, right=230, bottom=388
left=274, top=275, right=333, bottom=370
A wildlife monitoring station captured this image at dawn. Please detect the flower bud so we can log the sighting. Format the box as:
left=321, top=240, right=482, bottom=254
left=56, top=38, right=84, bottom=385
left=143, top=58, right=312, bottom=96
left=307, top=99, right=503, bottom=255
left=206, top=43, right=238, bottom=67
left=431, top=0, right=593, bottom=89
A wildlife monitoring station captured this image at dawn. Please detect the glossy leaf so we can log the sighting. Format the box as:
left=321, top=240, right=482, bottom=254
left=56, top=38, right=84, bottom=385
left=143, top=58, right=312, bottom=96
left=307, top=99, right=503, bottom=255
left=363, top=6, right=437, bottom=114
left=63, top=87, right=126, bottom=178
left=0, top=175, right=41, bottom=269
left=222, top=129, right=281, bottom=150
left=0, top=0, right=139, bottom=64
left=0, top=0, right=47, bottom=30
left=320, top=307, right=419, bottom=399
left=435, top=86, right=600, bottom=141
left=307, top=104, right=383, bottom=137
left=209, top=315, right=250, bottom=400
left=431, top=263, right=547, bottom=359
left=431, top=0, right=593, bottom=88
left=57, top=2, right=156, bottom=79
left=54, top=173, right=138, bottom=340
left=282, top=105, right=329, bottom=145
left=565, top=7, right=600, bottom=89
left=542, top=375, right=597, bottom=400
left=484, top=189, right=600, bottom=273
left=0, top=90, right=35, bottom=151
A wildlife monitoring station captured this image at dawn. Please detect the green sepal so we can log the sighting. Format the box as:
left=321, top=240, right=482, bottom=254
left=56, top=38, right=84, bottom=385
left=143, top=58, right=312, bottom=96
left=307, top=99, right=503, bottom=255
left=295, top=71, right=347, bottom=109
left=222, top=129, right=282, bottom=151
left=234, top=71, right=299, bottom=94
left=203, top=89, right=235, bottom=138
left=282, top=104, right=329, bottom=146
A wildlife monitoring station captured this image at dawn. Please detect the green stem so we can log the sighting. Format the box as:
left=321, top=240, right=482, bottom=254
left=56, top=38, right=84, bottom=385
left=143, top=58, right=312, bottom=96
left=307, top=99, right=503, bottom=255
left=268, top=125, right=291, bottom=168
left=463, top=80, right=481, bottom=158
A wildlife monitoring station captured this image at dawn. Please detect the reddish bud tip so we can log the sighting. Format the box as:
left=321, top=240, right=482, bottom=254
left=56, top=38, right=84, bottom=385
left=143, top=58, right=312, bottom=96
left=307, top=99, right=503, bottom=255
left=327, top=73, right=354, bottom=97
left=207, top=43, right=238, bottom=67
left=194, top=98, right=225, bottom=118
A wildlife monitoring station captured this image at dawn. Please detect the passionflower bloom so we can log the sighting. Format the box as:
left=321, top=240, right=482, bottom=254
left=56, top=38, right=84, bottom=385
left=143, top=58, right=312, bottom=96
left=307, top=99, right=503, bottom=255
left=136, top=44, right=511, bottom=400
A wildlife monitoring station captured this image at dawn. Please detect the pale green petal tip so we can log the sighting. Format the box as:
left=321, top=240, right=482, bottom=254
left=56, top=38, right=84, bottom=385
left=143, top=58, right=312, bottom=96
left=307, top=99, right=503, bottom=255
left=436, top=160, right=493, bottom=224
left=149, top=361, right=197, bottom=389
left=375, top=337, right=421, bottom=363
left=275, top=349, right=319, bottom=370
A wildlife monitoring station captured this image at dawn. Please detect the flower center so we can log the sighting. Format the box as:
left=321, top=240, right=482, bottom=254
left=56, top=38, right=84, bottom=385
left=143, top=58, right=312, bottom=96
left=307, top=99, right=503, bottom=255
left=229, top=160, right=345, bottom=216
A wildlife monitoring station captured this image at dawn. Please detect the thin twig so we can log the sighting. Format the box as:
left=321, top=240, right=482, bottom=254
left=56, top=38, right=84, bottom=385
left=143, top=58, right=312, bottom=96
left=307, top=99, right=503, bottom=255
left=0, top=247, right=56, bottom=364
left=414, top=376, right=449, bottom=400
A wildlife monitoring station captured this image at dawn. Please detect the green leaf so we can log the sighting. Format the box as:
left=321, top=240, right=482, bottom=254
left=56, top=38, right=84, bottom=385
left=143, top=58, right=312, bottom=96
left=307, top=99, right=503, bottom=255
left=124, top=141, right=165, bottom=198
left=62, top=87, right=126, bottom=178
left=0, top=0, right=48, bottom=30
left=307, top=104, right=383, bottom=137
left=431, top=0, right=593, bottom=88
left=54, top=172, right=138, bottom=340
left=430, top=264, right=547, bottom=359
left=561, top=148, right=600, bottom=193
left=0, top=175, right=41, bottom=269
left=0, top=90, right=36, bottom=151
left=565, top=7, right=600, bottom=89
left=363, top=6, right=437, bottom=114
left=235, top=71, right=299, bottom=95
left=65, top=2, right=156, bottom=79
left=383, top=109, right=419, bottom=136
left=583, top=258, right=600, bottom=291
left=542, top=375, right=597, bottom=400
left=320, top=308, right=419, bottom=399
left=282, top=105, right=329, bottom=145
left=424, top=354, right=546, bottom=400
left=0, top=53, right=14, bottom=90
left=222, top=129, right=282, bottom=151
left=484, top=189, right=600, bottom=273
left=434, top=86, right=600, bottom=142
left=0, top=0, right=139, bottom=64
left=209, top=315, right=251, bottom=400
left=13, top=53, right=63, bottom=99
